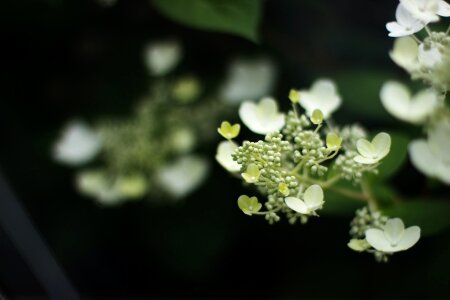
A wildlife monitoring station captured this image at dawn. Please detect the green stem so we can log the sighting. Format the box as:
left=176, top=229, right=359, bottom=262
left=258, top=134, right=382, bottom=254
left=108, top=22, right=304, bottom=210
left=361, top=179, right=378, bottom=211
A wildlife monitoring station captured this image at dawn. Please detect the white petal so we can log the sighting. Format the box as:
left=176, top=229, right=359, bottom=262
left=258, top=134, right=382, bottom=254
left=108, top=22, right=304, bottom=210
left=156, top=155, right=209, bottom=199
left=437, top=0, right=450, bottom=16
left=53, top=120, right=102, bottom=166
left=303, top=184, right=324, bottom=210
left=380, top=81, right=412, bottom=122
left=386, top=22, right=415, bottom=37
left=215, top=141, right=241, bottom=172
left=366, top=228, right=397, bottom=252
left=418, top=43, right=442, bottom=68
left=400, top=0, right=439, bottom=23
left=408, top=89, right=438, bottom=123
left=389, top=37, right=419, bottom=71
left=408, top=139, right=439, bottom=178
left=383, top=218, right=405, bottom=245
left=239, top=98, right=285, bottom=135
left=372, top=132, right=391, bottom=159
left=428, top=121, right=450, bottom=163
left=285, top=197, right=308, bottom=214
left=299, top=79, right=341, bottom=118
left=356, top=139, right=375, bottom=158
left=143, top=40, right=182, bottom=76
left=354, top=155, right=378, bottom=164
left=397, top=226, right=421, bottom=250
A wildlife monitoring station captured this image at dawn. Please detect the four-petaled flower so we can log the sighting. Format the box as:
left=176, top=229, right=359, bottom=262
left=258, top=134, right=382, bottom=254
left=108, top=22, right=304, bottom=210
left=215, top=141, right=241, bottom=172
left=354, top=132, right=391, bottom=165
left=217, top=121, right=241, bottom=140
left=239, top=97, right=285, bottom=135
left=365, top=218, right=421, bottom=253
left=298, top=79, right=342, bottom=119
left=241, top=163, right=261, bottom=183
left=386, top=3, right=425, bottom=37
left=238, top=195, right=262, bottom=216
left=285, top=184, right=324, bottom=215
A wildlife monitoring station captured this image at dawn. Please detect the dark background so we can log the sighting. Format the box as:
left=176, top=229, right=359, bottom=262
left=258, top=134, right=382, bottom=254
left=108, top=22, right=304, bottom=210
left=1, top=0, right=449, bottom=298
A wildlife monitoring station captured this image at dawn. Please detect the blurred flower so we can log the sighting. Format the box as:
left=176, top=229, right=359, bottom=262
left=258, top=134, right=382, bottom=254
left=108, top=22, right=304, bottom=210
left=53, top=120, right=102, bottom=166
left=389, top=37, right=419, bottom=72
left=418, top=43, right=443, bottom=68
left=299, top=79, right=341, bottom=119
left=285, top=184, right=324, bottom=215
left=237, top=195, right=262, bottom=216
left=220, top=57, right=276, bottom=104
left=400, top=0, right=448, bottom=23
left=354, top=132, right=391, bottom=164
left=386, top=4, right=425, bottom=37
left=409, top=120, right=450, bottom=184
left=215, top=141, right=241, bottom=172
left=380, top=81, right=438, bottom=124
left=143, top=40, right=182, bottom=76
left=310, top=109, right=324, bottom=125
left=156, top=155, right=209, bottom=199
left=171, top=75, right=202, bottom=103
left=348, top=239, right=371, bottom=252
left=326, top=132, right=342, bottom=149
left=365, top=218, right=421, bottom=253
left=169, top=127, right=196, bottom=154
left=239, top=97, right=285, bottom=135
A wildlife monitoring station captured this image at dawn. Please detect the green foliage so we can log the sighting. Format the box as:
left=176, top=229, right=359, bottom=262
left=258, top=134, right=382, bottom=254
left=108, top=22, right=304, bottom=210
left=152, top=0, right=262, bottom=42
left=383, top=200, right=450, bottom=236
left=376, top=132, right=409, bottom=180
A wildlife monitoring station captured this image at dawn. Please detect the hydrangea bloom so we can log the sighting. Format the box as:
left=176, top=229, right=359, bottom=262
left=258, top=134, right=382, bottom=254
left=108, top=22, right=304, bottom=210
left=380, top=81, right=438, bottom=124
left=239, top=97, right=285, bottom=135
left=53, top=120, right=102, bottom=166
left=409, top=120, right=450, bottom=184
left=365, top=218, right=421, bottom=253
left=389, top=37, right=419, bottom=72
left=354, top=132, right=391, bottom=164
left=298, top=79, right=342, bottom=119
left=285, top=184, right=324, bottom=215
left=215, top=141, right=241, bottom=172
left=143, top=40, right=182, bottom=76
left=386, top=3, right=425, bottom=37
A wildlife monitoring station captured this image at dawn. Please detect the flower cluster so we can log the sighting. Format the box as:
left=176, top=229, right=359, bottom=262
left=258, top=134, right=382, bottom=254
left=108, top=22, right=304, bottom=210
left=215, top=80, right=421, bottom=261
left=382, top=0, right=450, bottom=184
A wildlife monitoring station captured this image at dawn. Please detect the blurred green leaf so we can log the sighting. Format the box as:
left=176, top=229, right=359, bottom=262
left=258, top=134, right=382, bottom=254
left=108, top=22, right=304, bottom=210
left=375, top=132, right=409, bottom=180
left=333, top=69, right=396, bottom=121
left=382, top=200, right=450, bottom=236
left=322, top=180, right=365, bottom=217
left=152, top=0, right=262, bottom=42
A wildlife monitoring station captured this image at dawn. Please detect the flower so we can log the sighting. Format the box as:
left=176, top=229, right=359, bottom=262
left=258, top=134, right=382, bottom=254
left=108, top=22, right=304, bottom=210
left=220, top=57, right=276, bottom=104
left=354, top=132, right=391, bottom=164
left=326, top=132, right=342, bottom=149
left=365, top=218, right=421, bottom=253
left=386, top=4, right=425, bottom=37
left=237, top=195, right=262, bottom=216
left=289, top=89, right=300, bottom=103
left=241, top=163, right=260, bottom=183
left=400, top=0, right=443, bottom=23
left=217, top=121, right=241, bottom=140
left=409, top=120, right=450, bottom=184
left=380, top=81, right=438, bottom=124
left=143, top=40, right=182, bottom=76
left=310, top=109, right=324, bottom=125
left=285, top=184, right=324, bottom=215
left=348, top=239, right=371, bottom=252
left=389, top=37, right=419, bottom=72
left=156, top=155, right=209, bottom=199
left=239, top=97, right=285, bottom=135
left=437, top=0, right=450, bottom=16
left=53, top=120, right=102, bottom=166
left=278, top=182, right=290, bottom=196
left=418, top=43, right=443, bottom=68
left=298, top=79, right=341, bottom=119
left=215, top=141, right=241, bottom=172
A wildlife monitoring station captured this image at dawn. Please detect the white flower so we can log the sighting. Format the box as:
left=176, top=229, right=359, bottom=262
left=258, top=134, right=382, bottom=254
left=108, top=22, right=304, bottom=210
left=285, top=184, right=324, bottom=215
left=389, top=37, right=419, bottom=72
left=156, top=155, right=209, bottom=199
left=215, top=141, right=241, bottom=172
left=239, top=97, right=285, bottom=135
left=409, top=120, right=450, bottom=184
left=380, top=81, right=438, bottom=124
left=53, top=120, right=102, bottom=166
left=418, top=43, right=443, bottom=68
left=299, top=79, right=341, bottom=119
left=143, top=40, right=182, bottom=76
left=76, top=170, right=123, bottom=206
left=437, top=0, right=450, bottom=16
left=365, top=218, right=421, bottom=253
left=400, top=0, right=443, bottom=23
left=354, top=132, right=391, bottom=164
left=386, top=4, right=425, bottom=37
left=220, top=57, right=276, bottom=104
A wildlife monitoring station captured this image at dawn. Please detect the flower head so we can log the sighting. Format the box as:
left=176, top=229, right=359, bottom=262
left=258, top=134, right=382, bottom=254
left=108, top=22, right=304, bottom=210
left=215, top=141, right=241, bottom=172
left=299, top=79, right=341, bottom=119
left=285, top=184, right=324, bottom=215
left=241, top=163, right=260, bottom=183
left=400, top=0, right=441, bottom=23
left=365, top=218, right=421, bottom=253
left=217, top=121, right=241, bottom=140
left=237, top=195, right=262, bottom=216
left=386, top=4, right=425, bottom=37
left=380, top=81, right=438, bottom=124
left=354, top=132, right=391, bottom=164
left=53, top=120, right=102, bottom=166
left=239, top=97, right=285, bottom=135
left=143, top=40, right=182, bottom=76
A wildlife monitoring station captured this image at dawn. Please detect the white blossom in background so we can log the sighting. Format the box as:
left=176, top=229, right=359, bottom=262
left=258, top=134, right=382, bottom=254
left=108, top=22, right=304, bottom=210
left=143, top=40, right=182, bottom=76
left=380, top=81, right=438, bottom=124
left=354, top=132, right=391, bottom=165
left=53, top=120, right=102, bottom=166
left=298, top=79, right=342, bottom=119
left=215, top=141, right=241, bottom=172
left=220, top=57, right=276, bottom=104
left=418, top=43, right=443, bottom=68
left=400, top=0, right=440, bottom=23
left=285, top=184, right=325, bottom=215
left=365, top=218, right=421, bottom=253
left=409, top=120, right=450, bottom=184
left=156, top=155, right=209, bottom=199
left=239, top=97, right=285, bottom=135
left=389, top=37, right=419, bottom=72
left=386, top=4, right=425, bottom=37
